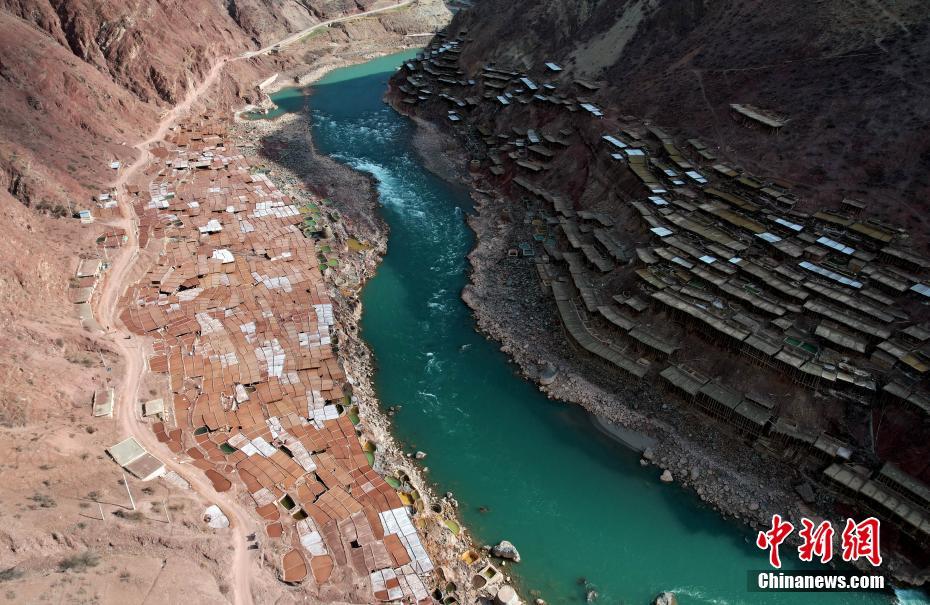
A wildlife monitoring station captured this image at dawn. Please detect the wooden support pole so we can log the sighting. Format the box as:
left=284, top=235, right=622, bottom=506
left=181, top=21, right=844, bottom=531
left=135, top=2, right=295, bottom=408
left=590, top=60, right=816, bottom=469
left=122, top=472, right=136, bottom=511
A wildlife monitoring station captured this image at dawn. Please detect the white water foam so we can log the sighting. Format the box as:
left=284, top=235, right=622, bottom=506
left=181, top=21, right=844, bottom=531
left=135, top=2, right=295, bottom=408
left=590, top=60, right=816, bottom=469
left=664, top=586, right=746, bottom=605
left=895, top=588, right=930, bottom=605
left=335, top=156, right=429, bottom=220
left=423, top=351, right=443, bottom=374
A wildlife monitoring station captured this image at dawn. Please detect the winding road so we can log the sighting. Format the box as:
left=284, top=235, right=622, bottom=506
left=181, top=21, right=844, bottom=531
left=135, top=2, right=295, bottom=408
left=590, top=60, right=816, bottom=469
left=242, top=0, right=415, bottom=58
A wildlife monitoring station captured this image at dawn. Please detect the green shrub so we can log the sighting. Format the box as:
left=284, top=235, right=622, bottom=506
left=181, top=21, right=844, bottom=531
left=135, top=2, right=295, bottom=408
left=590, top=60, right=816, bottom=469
left=58, top=551, right=100, bottom=573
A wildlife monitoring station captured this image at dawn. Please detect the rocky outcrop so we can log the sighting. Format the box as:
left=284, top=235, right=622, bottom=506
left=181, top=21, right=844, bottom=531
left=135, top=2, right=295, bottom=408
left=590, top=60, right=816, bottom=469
left=1, top=161, right=32, bottom=208
left=224, top=0, right=322, bottom=45
left=491, top=540, right=521, bottom=563
left=225, top=0, right=449, bottom=45
left=653, top=591, right=678, bottom=605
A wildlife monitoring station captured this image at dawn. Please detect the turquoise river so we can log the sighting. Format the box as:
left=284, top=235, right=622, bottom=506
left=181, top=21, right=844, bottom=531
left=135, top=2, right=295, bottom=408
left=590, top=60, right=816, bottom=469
left=264, top=51, right=927, bottom=605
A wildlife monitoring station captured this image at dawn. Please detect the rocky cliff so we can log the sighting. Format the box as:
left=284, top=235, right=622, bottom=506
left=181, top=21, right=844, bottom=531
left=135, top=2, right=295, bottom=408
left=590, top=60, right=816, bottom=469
left=225, top=0, right=384, bottom=45
left=388, top=4, right=930, bottom=576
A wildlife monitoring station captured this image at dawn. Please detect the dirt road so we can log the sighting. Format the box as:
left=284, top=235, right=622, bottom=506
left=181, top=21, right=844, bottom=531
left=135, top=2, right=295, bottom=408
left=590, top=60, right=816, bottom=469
left=98, top=58, right=229, bottom=327
left=94, top=57, right=259, bottom=605
left=112, top=336, right=257, bottom=604
left=241, top=0, right=415, bottom=58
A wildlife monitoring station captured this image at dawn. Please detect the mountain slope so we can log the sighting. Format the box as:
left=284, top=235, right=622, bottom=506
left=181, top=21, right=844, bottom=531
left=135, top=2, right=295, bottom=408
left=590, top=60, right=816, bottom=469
left=449, top=0, right=930, bottom=221
left=0, top=1, right=261, bottom=211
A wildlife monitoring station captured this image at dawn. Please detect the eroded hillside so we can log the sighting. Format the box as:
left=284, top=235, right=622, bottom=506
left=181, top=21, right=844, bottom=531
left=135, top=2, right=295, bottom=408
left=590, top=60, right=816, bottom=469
left=0, top=0, right=447, bottom=211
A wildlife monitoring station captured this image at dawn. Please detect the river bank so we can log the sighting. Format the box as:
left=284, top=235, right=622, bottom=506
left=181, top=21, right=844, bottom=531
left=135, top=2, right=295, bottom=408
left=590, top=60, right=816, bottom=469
left=237, top=46, right=419, bottom=119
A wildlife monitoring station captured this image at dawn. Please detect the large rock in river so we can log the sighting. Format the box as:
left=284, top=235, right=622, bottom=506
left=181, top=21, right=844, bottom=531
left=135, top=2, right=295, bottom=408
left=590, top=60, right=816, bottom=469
left=491, top=540, right=521, bottom=562
left=653, top=591, right=678, bottom=605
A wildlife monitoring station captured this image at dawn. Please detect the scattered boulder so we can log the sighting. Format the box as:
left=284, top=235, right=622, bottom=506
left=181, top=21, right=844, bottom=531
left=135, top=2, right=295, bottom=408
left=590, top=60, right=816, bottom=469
left=653, top=591, right=678, bottom=605
left=491, top=540, right=521, bottom=562
left=415, top=451, right=427, bottom=460
left=660, top=469, right=674, bottom=483
left=643, top=448, right=655, bottom=461
left=539, top=362, right=558, bottom=385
